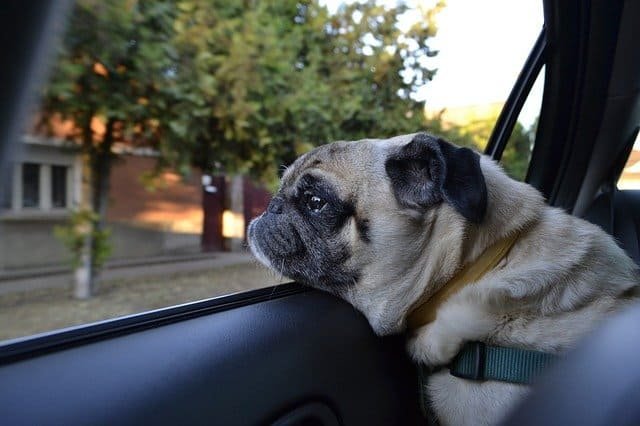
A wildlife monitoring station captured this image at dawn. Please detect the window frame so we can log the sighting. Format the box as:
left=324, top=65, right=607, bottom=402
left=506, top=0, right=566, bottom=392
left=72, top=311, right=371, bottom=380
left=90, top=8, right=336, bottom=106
left=485, top=28, right=547, bottom=177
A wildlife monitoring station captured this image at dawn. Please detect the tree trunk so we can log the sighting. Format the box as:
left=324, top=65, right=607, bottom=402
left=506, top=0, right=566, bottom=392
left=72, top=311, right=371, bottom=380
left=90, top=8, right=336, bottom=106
left=74, top=232, right=93, bottom=299
left=90, top=119, right=115, bottom=284
left=74, top=146, right=94, bottom=299
left=73, top=115, right=115, bottom=299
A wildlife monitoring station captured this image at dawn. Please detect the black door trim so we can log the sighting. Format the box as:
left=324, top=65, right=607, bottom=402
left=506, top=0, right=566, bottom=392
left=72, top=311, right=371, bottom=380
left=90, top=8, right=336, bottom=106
left=0, top=282, right=306, bottom=365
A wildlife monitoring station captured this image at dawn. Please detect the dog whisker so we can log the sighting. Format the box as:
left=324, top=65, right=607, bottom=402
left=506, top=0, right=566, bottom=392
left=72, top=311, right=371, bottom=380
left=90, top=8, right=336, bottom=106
left=279, top=258, right=285, bottom=282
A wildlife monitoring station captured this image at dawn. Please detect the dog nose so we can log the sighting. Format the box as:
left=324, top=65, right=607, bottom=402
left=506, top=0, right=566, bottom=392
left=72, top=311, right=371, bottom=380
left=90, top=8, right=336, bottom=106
left=267, top=197, right=284, bottom=214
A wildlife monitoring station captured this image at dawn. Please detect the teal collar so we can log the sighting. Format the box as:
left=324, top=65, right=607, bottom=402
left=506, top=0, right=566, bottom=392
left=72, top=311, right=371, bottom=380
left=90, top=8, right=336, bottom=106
left=417, top=342, right=558, bottom=421
left=449, top=342, right=558, bottom=384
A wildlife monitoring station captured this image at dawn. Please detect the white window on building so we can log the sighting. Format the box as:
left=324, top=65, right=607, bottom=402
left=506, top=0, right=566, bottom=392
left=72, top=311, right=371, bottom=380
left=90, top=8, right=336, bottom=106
left=0, top=169, right=11, bottom=209
left=51, top=165, right=69, bottom=208
left=2, top=161, right=74, bottom=213
left=21, top=163, right=41, bottom=208
left=1, top=139, right=78, bottom=216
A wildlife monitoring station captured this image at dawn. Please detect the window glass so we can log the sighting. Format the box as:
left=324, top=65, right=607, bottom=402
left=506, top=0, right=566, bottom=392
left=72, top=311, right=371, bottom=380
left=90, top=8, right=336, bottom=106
left=21, top=163, right=40, bottom=208
left=0, top=0, right=543, bottom=342
left=498, top=67, right=545, bottom=181
left=0, top=166, right=11, bottom=209
left=422, top=0, right=543, bottom=180
left=51, top=165, right=68, bottom=208
left=617, top=130, right=640, bottom=189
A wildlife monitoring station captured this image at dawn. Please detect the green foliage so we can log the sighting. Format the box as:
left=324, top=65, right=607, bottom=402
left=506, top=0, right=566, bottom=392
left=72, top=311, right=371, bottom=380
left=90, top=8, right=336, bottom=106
left=41, top=0, right=176, bottom=146
left=500, top=122, right=535, bottom=180
left=54, top=209, right=112, bottom=269
left=161, top=0, right=446, bottom=186
left=43, top=0, right=532, bottom=193
left=43, top=0, right=448, bottom=190
left=42, top=0, right=178, bottom=275
left=444, top=114, right=536, bottom=181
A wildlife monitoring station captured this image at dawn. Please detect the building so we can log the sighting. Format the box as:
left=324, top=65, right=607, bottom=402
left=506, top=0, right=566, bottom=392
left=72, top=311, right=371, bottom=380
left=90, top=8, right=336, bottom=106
left=0, top=136, right=271, bottom=271
left=0, top=136, right=81, bottom=270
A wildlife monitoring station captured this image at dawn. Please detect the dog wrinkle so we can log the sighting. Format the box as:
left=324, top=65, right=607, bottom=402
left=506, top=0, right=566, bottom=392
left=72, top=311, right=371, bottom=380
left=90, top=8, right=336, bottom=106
left=355, top=217, right=371, bottom=243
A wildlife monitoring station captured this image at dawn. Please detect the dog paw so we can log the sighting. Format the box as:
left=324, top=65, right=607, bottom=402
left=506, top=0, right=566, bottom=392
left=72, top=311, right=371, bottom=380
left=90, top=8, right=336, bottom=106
left=407, top=324, right=463, bottom=368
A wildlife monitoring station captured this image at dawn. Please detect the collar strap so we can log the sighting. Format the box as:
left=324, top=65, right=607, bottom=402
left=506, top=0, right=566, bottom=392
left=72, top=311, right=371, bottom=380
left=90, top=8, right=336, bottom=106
left=407, top=230, right=522, bottom=330
left=416, top=342, right=558, bottom=419
left=449, top=342, right=558, bottom=384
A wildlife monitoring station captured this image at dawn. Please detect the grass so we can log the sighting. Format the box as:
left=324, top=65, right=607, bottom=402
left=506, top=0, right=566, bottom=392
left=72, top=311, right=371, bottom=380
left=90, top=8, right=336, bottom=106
left=0, top=262, right=286, bottom=342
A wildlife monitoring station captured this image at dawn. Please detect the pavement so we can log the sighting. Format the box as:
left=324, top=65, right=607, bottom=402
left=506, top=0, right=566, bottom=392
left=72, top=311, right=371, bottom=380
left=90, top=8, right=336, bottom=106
left=0, top=251, right=256, bottom=296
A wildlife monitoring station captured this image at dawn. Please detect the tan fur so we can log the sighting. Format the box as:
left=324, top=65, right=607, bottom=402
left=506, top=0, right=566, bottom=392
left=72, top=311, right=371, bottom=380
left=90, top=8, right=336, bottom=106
left=253, top=134, right=640, bottom=425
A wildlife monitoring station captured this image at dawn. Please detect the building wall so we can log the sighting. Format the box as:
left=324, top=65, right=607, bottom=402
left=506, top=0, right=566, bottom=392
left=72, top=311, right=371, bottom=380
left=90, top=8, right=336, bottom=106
left=243, top=178, right=272, bottom=227
left=1, top=149, right=205, bottom=270
left=0, top=217, right=69, bottom=270
left=107, top=154, right=204, bottom=234
left=1, top=143, right=270, bottom=271
left=106, top=154, right=206, bottom=257
left=0, top=140, right=80, bottom=270
left=0, top=220, right=202, bottom=270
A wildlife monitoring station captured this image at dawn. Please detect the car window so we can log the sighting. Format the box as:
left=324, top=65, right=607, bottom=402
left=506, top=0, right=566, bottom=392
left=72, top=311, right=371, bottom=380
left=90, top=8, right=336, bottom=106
left=0, top=0, right=543, bottom=342
left=617, top=130, right=640, bottom=190
left=498, top=68, right=544, bottom=181
left=422, top=0, right=543, bottom=180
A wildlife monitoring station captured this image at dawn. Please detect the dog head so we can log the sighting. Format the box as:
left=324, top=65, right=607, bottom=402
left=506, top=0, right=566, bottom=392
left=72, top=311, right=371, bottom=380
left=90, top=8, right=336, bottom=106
left=248, top=132, right=492, bottom=334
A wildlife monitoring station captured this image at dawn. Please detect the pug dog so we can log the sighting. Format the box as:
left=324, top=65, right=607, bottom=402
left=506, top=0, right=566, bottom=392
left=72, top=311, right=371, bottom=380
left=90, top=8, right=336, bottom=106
left=247, top=132, right=639, bottom=425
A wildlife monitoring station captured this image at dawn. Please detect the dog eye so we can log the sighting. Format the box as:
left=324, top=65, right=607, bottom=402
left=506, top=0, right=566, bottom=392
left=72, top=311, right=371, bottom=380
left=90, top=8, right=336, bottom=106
left=303, top=191, right=327, bottom=213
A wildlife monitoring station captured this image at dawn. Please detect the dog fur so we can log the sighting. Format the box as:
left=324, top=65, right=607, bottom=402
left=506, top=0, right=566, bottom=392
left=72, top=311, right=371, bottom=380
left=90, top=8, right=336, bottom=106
left=247, top=133, right=640, bottom=425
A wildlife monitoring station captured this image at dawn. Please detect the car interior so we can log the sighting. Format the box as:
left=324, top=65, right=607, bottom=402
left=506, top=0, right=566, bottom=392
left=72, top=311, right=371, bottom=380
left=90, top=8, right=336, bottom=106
left=1, top=0, right=640, bottom=425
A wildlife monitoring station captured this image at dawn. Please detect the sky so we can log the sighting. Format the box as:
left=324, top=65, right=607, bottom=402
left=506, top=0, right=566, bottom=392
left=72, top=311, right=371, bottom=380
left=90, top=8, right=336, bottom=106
left=322, top=0, right=545, bottom=127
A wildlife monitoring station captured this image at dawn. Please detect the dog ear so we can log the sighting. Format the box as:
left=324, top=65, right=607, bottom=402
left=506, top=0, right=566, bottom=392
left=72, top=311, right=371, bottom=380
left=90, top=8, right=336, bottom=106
left=385, top=133, right=487, bottom=223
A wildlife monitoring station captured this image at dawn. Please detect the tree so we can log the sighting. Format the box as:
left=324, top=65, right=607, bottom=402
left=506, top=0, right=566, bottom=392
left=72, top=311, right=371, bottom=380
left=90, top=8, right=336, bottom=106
left=40, top=0, right=449, bottom=295
left=445, top=114, right=535, bottom=180
left=499, top=121, right=535, bottom=180
left=40, top=0, right=177, bottom=298
left=162, top=0, right=446, bottom=187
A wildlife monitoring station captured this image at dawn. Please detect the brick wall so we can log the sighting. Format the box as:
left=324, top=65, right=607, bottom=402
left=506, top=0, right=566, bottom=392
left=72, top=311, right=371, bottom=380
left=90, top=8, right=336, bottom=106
left=107, top=155, right=204, bottom=234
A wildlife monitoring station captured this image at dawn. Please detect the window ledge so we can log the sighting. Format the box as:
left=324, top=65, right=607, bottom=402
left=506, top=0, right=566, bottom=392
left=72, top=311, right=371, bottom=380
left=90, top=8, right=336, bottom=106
left=0, top=209, right=70, bottom=221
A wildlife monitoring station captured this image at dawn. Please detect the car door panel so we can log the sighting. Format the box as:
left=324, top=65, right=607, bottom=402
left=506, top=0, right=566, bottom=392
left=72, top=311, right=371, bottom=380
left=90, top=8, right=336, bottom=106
left=0, top=285, right=425, bottom=425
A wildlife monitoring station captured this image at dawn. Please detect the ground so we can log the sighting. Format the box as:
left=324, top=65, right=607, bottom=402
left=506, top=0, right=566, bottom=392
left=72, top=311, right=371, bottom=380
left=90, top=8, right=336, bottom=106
left=0, top=261, right=286, bottom=341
